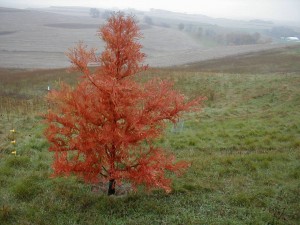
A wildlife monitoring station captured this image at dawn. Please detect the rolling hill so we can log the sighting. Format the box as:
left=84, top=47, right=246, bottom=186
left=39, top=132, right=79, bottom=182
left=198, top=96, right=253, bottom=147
left=0, top=7, right=298, bottom=69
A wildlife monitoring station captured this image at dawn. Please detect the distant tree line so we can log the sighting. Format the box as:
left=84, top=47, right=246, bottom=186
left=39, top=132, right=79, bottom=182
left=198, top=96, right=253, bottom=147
left=224, top=32, right=266, bottom=45
left=178, top=23, right=272, bottom=45
left=267, top=26, right=299, bottom=38
left=89, top=8, right=113, bottom=19
left=215, top=32, right=271, bottom=45
left=143, top=16, right=171, bottom=28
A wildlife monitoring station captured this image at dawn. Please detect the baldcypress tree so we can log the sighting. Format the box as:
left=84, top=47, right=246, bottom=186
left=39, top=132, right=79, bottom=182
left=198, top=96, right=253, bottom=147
left=45, top=12, right=205, bottom=195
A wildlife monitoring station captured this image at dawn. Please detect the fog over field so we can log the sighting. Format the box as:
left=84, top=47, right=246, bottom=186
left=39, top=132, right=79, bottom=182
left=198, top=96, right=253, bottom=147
left=2, top=0, right=300, bottom=22
left=0, top=0, right=299, bottom=68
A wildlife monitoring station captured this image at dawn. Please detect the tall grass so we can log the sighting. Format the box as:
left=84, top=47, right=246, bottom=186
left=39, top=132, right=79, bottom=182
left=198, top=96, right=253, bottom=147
left=0, top=46, right=300, bottom=224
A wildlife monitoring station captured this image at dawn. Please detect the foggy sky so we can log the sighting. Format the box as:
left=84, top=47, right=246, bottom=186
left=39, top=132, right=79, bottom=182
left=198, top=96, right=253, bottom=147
left=1, top=0, right=300, bottom=22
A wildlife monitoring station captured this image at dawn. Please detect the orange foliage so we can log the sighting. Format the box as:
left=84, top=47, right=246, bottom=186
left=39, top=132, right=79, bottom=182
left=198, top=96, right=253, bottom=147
left=44, top=13, right=205, bottom=194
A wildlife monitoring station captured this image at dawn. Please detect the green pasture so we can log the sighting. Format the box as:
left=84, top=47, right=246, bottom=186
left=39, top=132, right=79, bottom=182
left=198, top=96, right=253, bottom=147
left=0, top=45, right=299, bottom=224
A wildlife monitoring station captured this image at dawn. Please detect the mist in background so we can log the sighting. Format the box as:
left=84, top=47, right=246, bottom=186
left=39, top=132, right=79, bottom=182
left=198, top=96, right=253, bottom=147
left=1, top=0, right=300, bottom=22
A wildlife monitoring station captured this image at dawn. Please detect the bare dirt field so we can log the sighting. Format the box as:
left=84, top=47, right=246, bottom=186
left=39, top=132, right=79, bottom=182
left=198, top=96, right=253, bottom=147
left=0, top=8, right=295, bottom=69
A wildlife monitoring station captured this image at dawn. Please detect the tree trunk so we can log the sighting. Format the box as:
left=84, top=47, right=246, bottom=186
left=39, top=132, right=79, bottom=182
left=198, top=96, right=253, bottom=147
left=108, top=179, right=116, bottom=195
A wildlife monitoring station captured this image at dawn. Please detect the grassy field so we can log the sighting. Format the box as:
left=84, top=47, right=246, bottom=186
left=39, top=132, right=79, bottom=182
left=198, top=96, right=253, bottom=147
left=0, top=45, right=300, bottom=224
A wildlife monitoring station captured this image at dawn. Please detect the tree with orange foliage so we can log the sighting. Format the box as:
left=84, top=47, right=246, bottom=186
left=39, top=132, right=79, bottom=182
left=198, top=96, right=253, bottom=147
left=45, top=13, right=205, bottom=195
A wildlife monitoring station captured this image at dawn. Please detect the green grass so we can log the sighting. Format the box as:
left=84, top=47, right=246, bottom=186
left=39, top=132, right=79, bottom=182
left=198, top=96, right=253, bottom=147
left=0, top=45, right=300, bottom=224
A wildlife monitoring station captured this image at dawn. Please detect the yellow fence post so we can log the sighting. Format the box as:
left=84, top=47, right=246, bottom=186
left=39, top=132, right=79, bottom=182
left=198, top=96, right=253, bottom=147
left=10, top=129, right=16, bottom=156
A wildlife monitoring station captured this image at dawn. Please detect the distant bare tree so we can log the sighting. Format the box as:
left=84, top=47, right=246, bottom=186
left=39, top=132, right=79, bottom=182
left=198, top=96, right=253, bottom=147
left=197, top=27, right=203, bottom=37
left=144, top=16, right=153, bottom=25
left=102, top=10, right=112, bottom=19
left=178, top=23, right=185, bottom=30
left=90, top=8, right=99, bottom=18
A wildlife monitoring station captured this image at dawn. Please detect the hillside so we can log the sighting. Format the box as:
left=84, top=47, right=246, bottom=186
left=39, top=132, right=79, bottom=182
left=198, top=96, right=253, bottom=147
left=0, top=7, right=201, bottom=68
left=0, top=7, right=297, bottom=69
left=182, top=44, right=300, bottom=73
left=0, top=41, right=299, bottom=224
